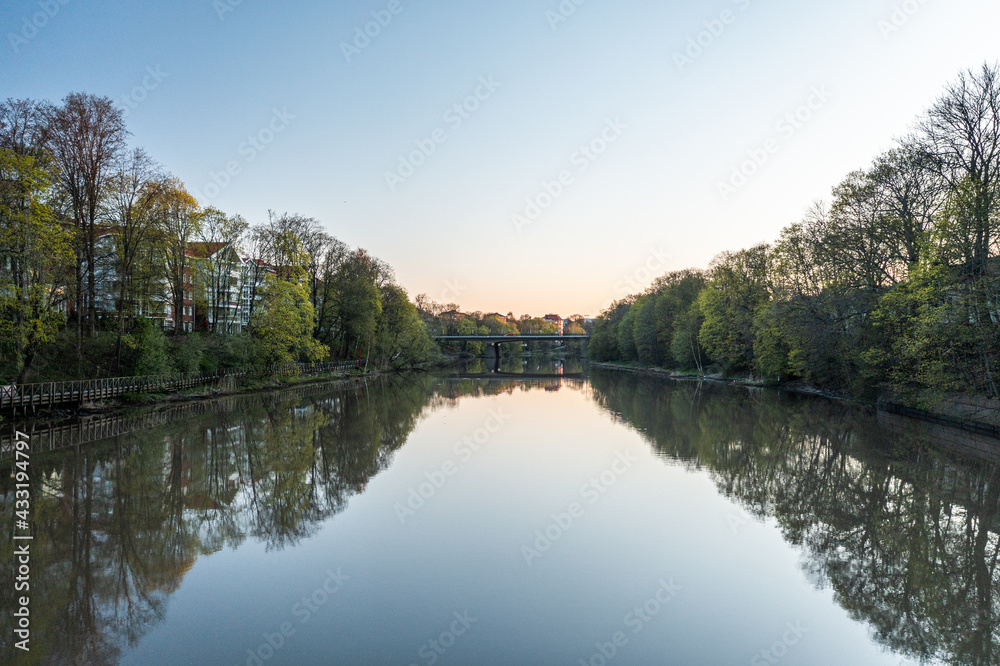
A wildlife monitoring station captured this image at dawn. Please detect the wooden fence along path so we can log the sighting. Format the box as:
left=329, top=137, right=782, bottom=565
left=0, top=361, right=361, bottom=414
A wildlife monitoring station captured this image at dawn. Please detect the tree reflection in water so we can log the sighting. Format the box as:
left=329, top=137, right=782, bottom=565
left=0, top=375, right=434, bottom=665
left=588, top=368, right=1000, bottom=666
left=3, top=369, right=996, bottom=665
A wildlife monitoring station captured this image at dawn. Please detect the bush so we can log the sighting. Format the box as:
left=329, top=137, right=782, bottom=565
left=122, top=318, right=170, bottom=376
left=168, top=334, right=206, bottom=373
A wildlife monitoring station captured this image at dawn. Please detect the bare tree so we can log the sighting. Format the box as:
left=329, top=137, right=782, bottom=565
left=828, top=171, right=899, bottom=291
left=239, top=224, right=275, bottom=330
left=0, top=98, right=48, bottom=156
left=156, top=178, right=201, bottom=333
left=44, top=93, right=127, bottom=337
left=106, top=150, right=164, bottom=315
left=870, top=141, right=946, bottom=269
left=917, top=63, right=1000, bottom=274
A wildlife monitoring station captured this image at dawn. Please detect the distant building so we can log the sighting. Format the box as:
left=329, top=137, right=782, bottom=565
left=186, top=242, right=243, bottom=333
left=238, top=257, right=276, bottom=329
left=543, top=314, right=564, bottom=335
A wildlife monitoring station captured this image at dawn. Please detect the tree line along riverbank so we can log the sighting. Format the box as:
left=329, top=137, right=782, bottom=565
left=589, top=64, right=1000, bottom=430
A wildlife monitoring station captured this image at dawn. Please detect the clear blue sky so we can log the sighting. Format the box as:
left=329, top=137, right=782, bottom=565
left=2, top=0, right=998, bottom=316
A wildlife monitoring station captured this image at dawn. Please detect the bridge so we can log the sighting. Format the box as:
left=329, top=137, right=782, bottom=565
left=435, top=335, right=590, bottom=364
left=436, top=335, right=590, bottom=344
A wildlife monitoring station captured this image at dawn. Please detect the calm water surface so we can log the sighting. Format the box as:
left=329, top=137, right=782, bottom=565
left=2, top=361, right=999, bottom=665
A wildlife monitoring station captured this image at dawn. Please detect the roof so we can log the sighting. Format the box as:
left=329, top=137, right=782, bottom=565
left=186, top=242, right=231, bottom=259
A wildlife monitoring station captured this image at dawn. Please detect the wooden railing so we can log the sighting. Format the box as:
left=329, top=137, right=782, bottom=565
left=0, top=377, right=366, bottom=459
left=0, top=361, right=361, bottom=413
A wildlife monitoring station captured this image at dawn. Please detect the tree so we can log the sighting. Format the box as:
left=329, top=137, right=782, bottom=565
left=326, top=249, right=383, bottom=360
left=240, top=224, right=275, bottom=328
left=652, top=269, right=707, bottom=368
left=870, top=142, right=945, bottom=270
left=632, top=295, right=658, bottom=365
left=0, top=98, right=47, bottom=156
left=104, top=147, right=165, bottom=366
left=670, top=301, right=707, bottom=373
left=828, top=171, right=900, bottom=291
left=588, top=299, right=633, bottom=362
left=44, top=92, right=127, bottom=337
left=698, top=244, right=772, bottom=373
left=917, top=63, right=1000, bottom=276
left=196, top=207, right=247, bottom=334
left=313, top=234, right=349, bottom=339
left=374, top=285, right=434, bottom=368
left=0, top=148, right=72, bottom=381
left=250, top=276, right=329, bottom=365
left=156, top=178, right=201, bottom=333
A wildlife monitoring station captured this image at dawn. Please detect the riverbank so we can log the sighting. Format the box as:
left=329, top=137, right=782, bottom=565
left=0, top=367, right=378, bottom=429
left=590, top=362, right=1000, bottom=438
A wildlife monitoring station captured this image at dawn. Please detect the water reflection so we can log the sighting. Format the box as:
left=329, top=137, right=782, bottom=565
left=0, top=376, right=434, bottom=665
left=1, top=367, right=998, bottom=664
left=588, top=368, right=1000, bottom=666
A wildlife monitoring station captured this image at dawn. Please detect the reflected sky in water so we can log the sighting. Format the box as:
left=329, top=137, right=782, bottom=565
left=2, top=366, right=997, bottom=665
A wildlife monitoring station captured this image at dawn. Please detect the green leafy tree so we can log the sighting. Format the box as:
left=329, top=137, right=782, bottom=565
left=0, top=147, right=72, bottom=381
left=374, top=285, right=434, bottom=368
left=697, top=244, right=772, bottom=373
left=250, top=276, right=329, bottom=364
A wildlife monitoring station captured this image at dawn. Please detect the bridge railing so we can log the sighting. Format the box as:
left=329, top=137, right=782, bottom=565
left=0, top=361, right=361, bottom=412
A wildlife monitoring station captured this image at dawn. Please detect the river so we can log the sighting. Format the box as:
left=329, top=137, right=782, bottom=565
left=2, top=362, right=998, bottom=665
